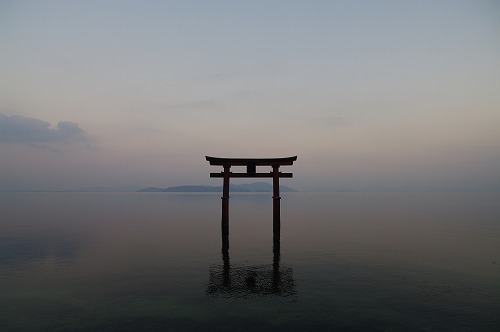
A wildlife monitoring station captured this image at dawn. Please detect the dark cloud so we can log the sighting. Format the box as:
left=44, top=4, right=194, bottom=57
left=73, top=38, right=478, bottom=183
left=0, top=113, right=87, bottom=144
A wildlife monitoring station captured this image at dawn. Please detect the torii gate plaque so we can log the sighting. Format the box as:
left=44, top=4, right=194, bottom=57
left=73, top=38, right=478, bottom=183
left=206, top=156, right=297, bottom=249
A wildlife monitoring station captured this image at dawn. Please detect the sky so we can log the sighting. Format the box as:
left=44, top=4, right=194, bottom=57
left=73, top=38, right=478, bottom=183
left=1, top=0, right=500, bottom=191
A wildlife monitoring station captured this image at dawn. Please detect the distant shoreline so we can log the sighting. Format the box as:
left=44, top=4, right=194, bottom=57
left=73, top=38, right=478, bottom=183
left=137, top=182, right=297, bottom=193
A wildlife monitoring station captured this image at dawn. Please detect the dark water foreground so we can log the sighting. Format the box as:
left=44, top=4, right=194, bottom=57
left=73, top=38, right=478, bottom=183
left=1, top=192, right=499, bottom=331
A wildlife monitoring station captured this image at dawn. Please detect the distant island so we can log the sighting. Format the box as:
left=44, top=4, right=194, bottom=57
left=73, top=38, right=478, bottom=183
left=137, top=182, right=297, bottom=193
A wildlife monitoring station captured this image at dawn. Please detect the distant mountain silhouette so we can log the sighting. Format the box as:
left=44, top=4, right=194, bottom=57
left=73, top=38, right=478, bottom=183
left=163, top=185, right=221, bottom=192
left=66, top=185, right=143, bottom=192
left=137, top=182, right=297, bottom=193
left=137, top=187, right=164, bottom=192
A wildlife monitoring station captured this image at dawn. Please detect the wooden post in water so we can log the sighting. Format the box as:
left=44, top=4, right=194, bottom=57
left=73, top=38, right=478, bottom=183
left=272, top=164, right=281, bottom=244
left=221, top=165, right=230, bottom=252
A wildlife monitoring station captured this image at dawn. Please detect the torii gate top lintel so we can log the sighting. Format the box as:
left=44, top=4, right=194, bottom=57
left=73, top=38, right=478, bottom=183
left=206, top=156, right=297, bottom=178
left=205, top=156, right=297, bottom=166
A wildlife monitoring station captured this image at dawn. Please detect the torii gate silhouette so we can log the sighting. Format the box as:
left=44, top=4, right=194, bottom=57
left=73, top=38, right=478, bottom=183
left=206, top=156, right=297, bottom=250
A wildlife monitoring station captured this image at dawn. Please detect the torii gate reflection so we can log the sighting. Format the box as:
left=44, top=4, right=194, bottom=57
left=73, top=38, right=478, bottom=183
left=206, top=156, right=297, bottom=251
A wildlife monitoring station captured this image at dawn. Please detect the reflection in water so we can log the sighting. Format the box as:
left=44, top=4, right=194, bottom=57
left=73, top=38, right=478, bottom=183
left=207, top=221, right=296, bottom=297
left=0, top=234, right=85, bottom=267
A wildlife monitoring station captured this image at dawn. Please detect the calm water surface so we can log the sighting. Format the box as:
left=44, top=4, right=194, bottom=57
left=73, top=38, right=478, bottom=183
left=1, top=192, right=499, bottom=331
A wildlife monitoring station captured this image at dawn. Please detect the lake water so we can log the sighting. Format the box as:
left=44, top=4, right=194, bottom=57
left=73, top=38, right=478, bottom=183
left=1, top=192, right=499, bottom=331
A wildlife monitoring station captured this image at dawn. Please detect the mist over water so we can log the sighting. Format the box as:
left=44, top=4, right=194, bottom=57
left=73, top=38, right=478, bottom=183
left=1, top=192, right=499, bottom=331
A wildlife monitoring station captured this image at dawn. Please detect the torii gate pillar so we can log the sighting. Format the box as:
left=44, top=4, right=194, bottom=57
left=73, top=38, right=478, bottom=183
left=272, top=165, right=281, bottom=243
left=221, top=165, right=230, bottom=250
left=206, top=156, right=297, bottom=249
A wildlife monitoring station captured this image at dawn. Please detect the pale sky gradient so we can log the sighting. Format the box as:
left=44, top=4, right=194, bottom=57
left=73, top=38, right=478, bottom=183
left=1, top=0, right=500, bottom=191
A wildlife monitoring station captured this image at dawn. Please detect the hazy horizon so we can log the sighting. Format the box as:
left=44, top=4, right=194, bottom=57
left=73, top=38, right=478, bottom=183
left=2, top=1, right=499, bottom=192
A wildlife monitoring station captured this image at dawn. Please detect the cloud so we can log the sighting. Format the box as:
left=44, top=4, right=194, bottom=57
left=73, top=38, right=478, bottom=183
left=161, top=99, right=221, bottom=112
left=207, top=70, right=248, bottom=79
left=314, top=115, right=345, bottom=126
left=0, top=113, right=87, bottom=144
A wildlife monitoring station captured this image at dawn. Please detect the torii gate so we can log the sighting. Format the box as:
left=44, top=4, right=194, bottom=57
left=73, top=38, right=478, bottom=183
left=206, top=156, right=297, bottom=249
